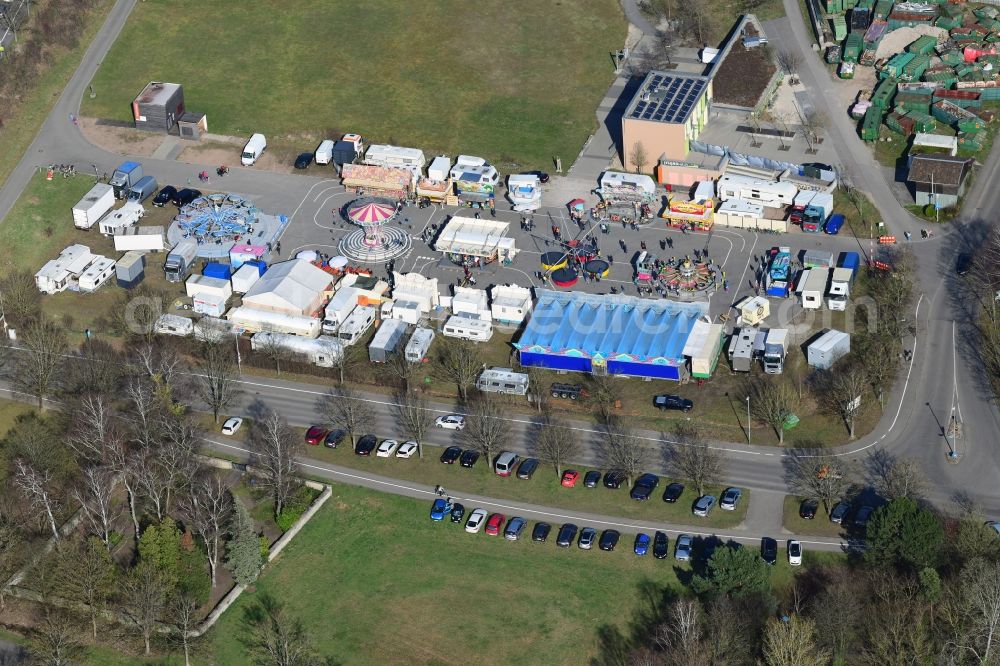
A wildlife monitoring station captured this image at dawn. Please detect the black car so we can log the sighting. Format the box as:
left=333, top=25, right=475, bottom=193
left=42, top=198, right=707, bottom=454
left=174, top=188, right=201, bottom=207
left=761, top=537, right=778, bottom=565
left=603, top=470, right=627, bottom=489
left=532, top=522, right=551, bottom=542
left=449, top=503, right=465, bottom=523
left=829, top=501, right=851, bottom=524
left=630, top=473, right=659, bottom=501
left=662, top=482, right=684, bottom=503
left=584, top=470, right=602, bottom=488
left=599, top=529, right=621, bottom=551
left=556, top=523, right=578, bottom=548
left=459, top=449, right=480, bottom=468
left=526, top=170, right=550, bottom=184
left=354, top=434, right=377, bottom=456
left=653, top=531, right=669, bottom=559
left=799, top=499, right=819, bottom=520
left=516, top=458, right=539, bottom=480
left=324, top=429, right=347, bottom=448
left=957, top=252, right=973, bottom=276
left=440, top=446, right=462, bottom=464
left=294, top=152, right=313, bottom=169
left=152, top=185, right=177, bottom=207
left=653, top=394, right=694, bottom=412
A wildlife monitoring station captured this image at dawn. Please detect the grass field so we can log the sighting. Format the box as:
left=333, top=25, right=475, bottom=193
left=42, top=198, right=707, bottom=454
left=782, top=495, right=847, bottom=538
left=81, top=0, right=627, bottom=171
left=0, top=399, right=35, bottom=438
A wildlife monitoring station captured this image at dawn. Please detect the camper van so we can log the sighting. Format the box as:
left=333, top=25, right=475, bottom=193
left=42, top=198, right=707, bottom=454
left=404, top=327, right=435, bottom=362
left=337, top=305, right=377, bottom=346
left=442, top=315, right=493, bottom=342
left=127, top=176, right=158, bottom=204
left=315, top=140, right=334, bottom=165
left=78, top=257, right=116, bottom=292
left=155, top=314, right=194, bottom=337
left=241, top=133, right=267, bottom=166
left=476, top=368, right=529, bottom=396
left=363, top=144, right=426, bottom=170
left=717, top=174, right=797, bottom=208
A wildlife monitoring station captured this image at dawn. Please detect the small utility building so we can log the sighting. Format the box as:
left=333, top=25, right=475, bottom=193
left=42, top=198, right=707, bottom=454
left=906, top=154, right=973, bottom=208
left=132, top=82, right=185, bottom=132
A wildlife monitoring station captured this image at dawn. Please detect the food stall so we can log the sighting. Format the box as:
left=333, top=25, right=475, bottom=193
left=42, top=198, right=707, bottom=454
left=340, top=163, right=414, bottom=199
left=661, top=195, right=714, bottom=231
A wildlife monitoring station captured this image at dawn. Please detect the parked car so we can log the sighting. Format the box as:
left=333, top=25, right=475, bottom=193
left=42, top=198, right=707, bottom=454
left=578, top=527, right=597, bottom=550
left=324, top=429, right=346, bottom=448
left=761, top=537, right=778, bottom=565
left=674, top=534, right=692, bottom=561
left=532, top=522, right=551, bottom=542
left=435, top=414, right=466, bottom=430
left=485, top=513, right=506, bottom=536
left=354, top=434, right=377, bottom=456
left=630, top=473, right=659, bottom=501
left=957, top=252, right=973, bottom=276
left=429, top=498, right=451, bottom=521
left=987, top=521, right=1000, bottom=537
left=603, top=470, right=627, bottom=489
left=599, top=529, right=621, bottom=551
left=788, top=540, right=803, bottom=566
left=450, top=503, right=465, bottom=523
left=556, top=523, right=578, bottom=547
left=376, top=439, right=400, bottom=457
left=561, top=470, right=580, bottom=487
left=854, top=505, right=874, bottom=527
left=465, top=508, right=488, bottom=533
left=440, top=446, right=462, bottom=464
left=653, top=532, right=670, bottom=560
left=459, top=449, right=481, bottom=468
left=396, top=440, right=418, bottom=458
left=830, top=501, right=851, bottom=524
left=304, top=425, right=328, bottom=445
left=152, top=185, right=177, bottom=207
left=720, top=487, right=742, bottom=511
left=634, top=533, right=651, bottom=556
left=221, top=417, right=242, bottom=436
left=693, top=495, right=716, bottom=517
left=294, top=152, right=313, bottom=169
left=662, top=482, right=684, bottom=503
left=173, top=188, right=201, bottom=207
left=653, top=394, right=694, bottom=412
left=494, top=451, right=520, bottom=477
left=504, top=517, right=527, bottom=541
left=799, top=499, right=819, bottom=520
left=584, top=470, right=602, bottom=488
left=516, top=458, right=539, bottom=479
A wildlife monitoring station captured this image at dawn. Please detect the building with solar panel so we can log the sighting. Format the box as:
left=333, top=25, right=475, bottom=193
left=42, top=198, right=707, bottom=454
left=621, top=71, right=712, bottom=170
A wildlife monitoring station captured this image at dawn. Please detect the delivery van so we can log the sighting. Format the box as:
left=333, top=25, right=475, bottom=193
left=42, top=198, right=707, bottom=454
left=315, top=139, right=334, bottom=165
left=241, top=133, right=267, bottom=166
left=127, top=176, right=158, bottom=204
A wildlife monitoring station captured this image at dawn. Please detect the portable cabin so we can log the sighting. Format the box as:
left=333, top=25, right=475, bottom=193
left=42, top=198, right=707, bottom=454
left=404, top=327, right=436, bottom=363
left=115, top=251, right=146, bottom=289
left=799, top=268, right=830, bottom=310
left=727, top=327, right=757, bottom=372
left=807, top=330, right=851, bottom=369
left=132, top=81, right=184, bottom=132
left=369, top=318, right=408, bottom=362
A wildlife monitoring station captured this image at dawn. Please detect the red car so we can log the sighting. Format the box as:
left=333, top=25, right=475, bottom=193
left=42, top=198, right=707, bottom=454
left=561, top=470, right=580, bottom=487
left=304, top=425, right=328, bottom=446
left=485, top=513, right=506, bottom=536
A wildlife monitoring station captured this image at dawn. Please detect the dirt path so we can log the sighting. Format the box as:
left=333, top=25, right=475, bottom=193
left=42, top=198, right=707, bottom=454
left=77, top=117, right=165, bottom=158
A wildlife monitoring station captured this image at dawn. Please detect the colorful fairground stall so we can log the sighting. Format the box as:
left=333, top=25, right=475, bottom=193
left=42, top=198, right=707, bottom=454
left=340, top=163, right=414, bottom=199
left=661, top=195, right=714, bottom=231
left=433, top=214, right=517, bottom=266
left=593, top=171, right=657, bottom=223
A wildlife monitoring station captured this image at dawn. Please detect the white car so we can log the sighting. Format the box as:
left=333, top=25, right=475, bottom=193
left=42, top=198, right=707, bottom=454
left=465, top=508, right=488, bottom=533
left=221, top=417, right=243, bottom=436
left=788, top=540, right=802, bottom=566
left=435, top=414, right=466, bottom=430
left=376, top=439, right=400, bottom=457
left=396, top=441, right=418, bottom=458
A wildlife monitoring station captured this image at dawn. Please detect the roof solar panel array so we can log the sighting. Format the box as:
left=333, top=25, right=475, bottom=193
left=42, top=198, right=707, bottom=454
left=627, top=72, right=707, bottom=124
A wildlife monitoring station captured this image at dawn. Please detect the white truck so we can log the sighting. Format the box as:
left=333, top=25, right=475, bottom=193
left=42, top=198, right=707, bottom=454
left=762, top=329, right=789, bottom=374
left=164, top=239, right=199, bottom=283
left=73, top=183, right=115, bottom=229
left=826, top=267, right=853, bottom=311
left=322, top=286, right=359, bottom=333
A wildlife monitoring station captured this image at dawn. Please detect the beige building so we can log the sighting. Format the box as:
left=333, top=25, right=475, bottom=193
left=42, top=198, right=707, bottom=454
left=621, top=71, right=712, bottom=171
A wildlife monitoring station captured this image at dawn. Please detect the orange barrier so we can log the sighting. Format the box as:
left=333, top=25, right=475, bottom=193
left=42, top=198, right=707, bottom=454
left=871, top=260, right=891, bottom=271
left=878, top=235, right=896, bottom=244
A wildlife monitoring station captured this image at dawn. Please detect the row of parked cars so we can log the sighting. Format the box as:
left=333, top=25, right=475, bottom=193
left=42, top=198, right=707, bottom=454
left=429, top=499, right=803, bottom=564
left=799, top=498, right=873, bottom=527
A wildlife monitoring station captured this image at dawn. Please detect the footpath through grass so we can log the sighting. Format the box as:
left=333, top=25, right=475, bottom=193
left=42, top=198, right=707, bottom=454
left=82, top=0, right=627, bottom=171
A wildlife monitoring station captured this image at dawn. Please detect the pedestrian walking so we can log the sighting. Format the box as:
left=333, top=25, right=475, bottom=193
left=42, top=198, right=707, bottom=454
left=723, top=280, right=729, bottom=292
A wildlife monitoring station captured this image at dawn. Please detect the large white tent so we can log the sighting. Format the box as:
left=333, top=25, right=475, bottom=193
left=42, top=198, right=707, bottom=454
left=434, top=215, right=517, bottom=261
left=241, top=259, right=333, bottom=317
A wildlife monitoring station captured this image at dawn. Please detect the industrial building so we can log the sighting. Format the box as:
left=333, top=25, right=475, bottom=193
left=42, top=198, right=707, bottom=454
left=241, top=259, right=333, bottom=317
left=621, top=70, right=713, bottom=169
left=514, top=290, right=708, bottom=380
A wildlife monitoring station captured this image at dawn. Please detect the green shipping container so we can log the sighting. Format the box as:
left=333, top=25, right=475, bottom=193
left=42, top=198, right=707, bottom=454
left=825, top=0, right=843, bottom=13
left=873, top=0, right=892, bottom=20
left=902, top=54, right=932, bottom=81
left=884, top=52, right=915, bottom=77
left=871, top=77, right=898, bottom=108
left=904, top=111, right=938, bottom=132
left=907, top=35, right=938, bottom=55
left=861, top=107, right=882, bottom=141
left=936, top=16, right=962, bottom=30
left=939, top=51, right=963, bottom=65
left=832, top=15, right=848, bottom=41
left=958, top=133, right=982, bottom=152
left=844, top=0, right=858, bottom=9
left=885, top=111, right=914, bottom=135
left=844, top=34, right=864, bottom=62
left=895, top=92, right=933, bottom=113
left=857, top=0, right=875, bottom=9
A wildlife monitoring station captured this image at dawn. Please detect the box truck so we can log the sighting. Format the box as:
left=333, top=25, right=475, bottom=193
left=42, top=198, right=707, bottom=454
left=110, top=161, right=143, bottom=199
left=827, top=267, right=854, bottom=310
left=73, top=183, right=115, bottom=229
left=762, top=329, right=789, bottom=374
left=322, top=286, right=359, bottom=333
left=164, top=239, right=199, bottom=283
left=727, top=327, right=757, bottom=372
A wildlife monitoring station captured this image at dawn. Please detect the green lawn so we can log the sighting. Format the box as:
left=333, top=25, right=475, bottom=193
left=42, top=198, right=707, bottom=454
left=782, top=494, right=846, bottom=538
left=82, top=0, right=627, bottom=171
left=0, top=399, right=35, bottom=437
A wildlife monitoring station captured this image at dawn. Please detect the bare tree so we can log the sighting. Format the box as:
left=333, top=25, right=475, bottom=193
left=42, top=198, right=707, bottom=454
left=134, top=451, right=169, bottom=523
left=866, top=449, right=926, bottom=500
left=137, top=414, right=199, bottom=520
left=630, top=141, right=649, bottom=174
left=762, top=615, right=829, bottom=666
left=120, top=561, right=168, bottom=656
left=747, top=376, right=797, bottom=445
left=653, top=599, right=704, bottom=665
left=436, top=339, right=483, bottom=403
left=28, top=607, right=81, bottom=666
left=66, top=393, right=121, bottom=463
left=132, top=340, right=186, bottom=388
left=13, top=459, right=61, bottom=541
left=124, top=375, right=163, bottom=449
left=785, top=452, right=855, bottom=513
left=321, top=386, right=375, bottom=448
left=396, top=393, right=434, bottom=460
left=73, top=465, right=120, bottom=550
left=168, top=591, right=200, bottom=666
left=0, top=270, right=42, bottom=326
left=181, top=473, right=233, bottom=588
left=329, top=340, right=365, bottom=386
left=384, top=351, right=416, bottom=393
left=802, top=109, right=827, bottom=153
left=955, top=557, right=1000, bottom=665
left=250, top=410, right=302, bottom=519
left=667, top=422, right=723, bottom=496
left=777, top=49, right=802, bottom=77
left=255, top=334, right=292, bottom=376
left=244, top=594, right=323, bottom=666
left=107, top=438, right=142, bottom=542
left=524, top=366, right=548, bottom=414
left=534, top=415, right=580, bottom=477
left=855, top=332, right=900, bottom=410
left=12, top=318, right=66, bottom=409
left=63, top=340, right=125, bottom=397
left=463, top=396, right=510, bottom=468
left=195, top=341, right=241, bottom=423
left=602, top=417, right=647, bottom=486
left=0, top=518, right=24, bottom=611
left=589, top=374, right=619, bottom=422
left=58, top=537, right=116, bottom=640
left=820, top=365, right=868, bottom=439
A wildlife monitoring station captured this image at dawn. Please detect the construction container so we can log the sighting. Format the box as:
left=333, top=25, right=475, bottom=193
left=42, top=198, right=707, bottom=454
left=885, top=111, right=915, bottom=135
left=958, top=131, right=983, bottom=152
left=826, top=45, right=843, bottom=63
left=861, top=106, right=882, bottom=141
left=936, top=16, right=962, bottom=30
left=115, top=251, right=146, bottom=289
left=844, top=33, right=864, bottom=62
left=888, top=13, right=936, bottom=31
left=857, top=0, right=874, bottom=9
left=839, top=61, right=856, bottom=79
left=894, top=91, right=933, bottom=113
left=843, top=0, right=858, bottom=9
left=904, top=110, right=938, bottom=132
left=871, top=77, right=898, bottom=108
left=864, top=20, right=888, bottom=47
left=907, top=35, right=938, bottom=55
left=902, top=54, right=932, bottom=81
left=873, top=0, right=892, bottom=20
left=883, top=52, right=915, bottom=78
left=851, top=7, right=871, bottom=32
left=832, top=15, right=848, bottom=41
left=940, top=50, right=964, bottom=65
left=825, top=0, right=843, bottom=13
left=934, top=89, right=983, bottom=109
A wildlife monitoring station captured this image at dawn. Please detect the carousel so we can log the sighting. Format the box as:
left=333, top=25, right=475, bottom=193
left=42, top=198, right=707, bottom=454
left=633, top=253, right=720, bottom=296
left=337, top=197, right=412, bottom=263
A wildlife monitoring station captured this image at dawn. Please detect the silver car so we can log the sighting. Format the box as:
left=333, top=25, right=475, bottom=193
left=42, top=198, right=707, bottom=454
left=693, top=495, right=716, bottom=517
left=674, top=534, right=693, bottom=561
left=720, top=487, right=742, bottom=511
left=578, top=527, right=597, bottom=550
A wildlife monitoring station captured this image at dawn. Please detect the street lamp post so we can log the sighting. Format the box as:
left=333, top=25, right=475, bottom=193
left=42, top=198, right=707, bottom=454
left=947, top=406, right=958, bottom=459
left=745, top=396, right=751, bottom=445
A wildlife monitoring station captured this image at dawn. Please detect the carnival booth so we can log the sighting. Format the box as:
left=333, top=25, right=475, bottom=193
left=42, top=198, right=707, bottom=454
left=594, top=171, right=657, bottom=222
left=340, top=163, right=414, bottom=199
left=434, top=214, right=517, bottom=265
left=661, top=195, right=714, bottom=231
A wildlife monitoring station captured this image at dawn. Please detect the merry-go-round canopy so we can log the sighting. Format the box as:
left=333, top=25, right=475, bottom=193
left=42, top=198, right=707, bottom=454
left=348, top=201, right=395, bottom=225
